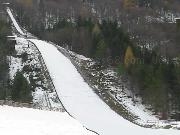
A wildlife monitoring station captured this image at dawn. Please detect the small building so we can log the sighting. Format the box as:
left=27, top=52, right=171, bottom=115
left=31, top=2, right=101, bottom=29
left=175, top=17, right=180, bottom=29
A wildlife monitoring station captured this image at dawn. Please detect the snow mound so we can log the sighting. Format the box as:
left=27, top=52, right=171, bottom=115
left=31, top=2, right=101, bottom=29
left=0, top=106, right=94, bottom=135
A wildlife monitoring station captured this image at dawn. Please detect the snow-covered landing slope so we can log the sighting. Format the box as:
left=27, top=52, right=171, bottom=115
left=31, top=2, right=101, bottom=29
left=0, top=106, right=93, bottom=135
left=29, top=39, right=180, bottom=135
left=6, top=6, right=180, bottom=135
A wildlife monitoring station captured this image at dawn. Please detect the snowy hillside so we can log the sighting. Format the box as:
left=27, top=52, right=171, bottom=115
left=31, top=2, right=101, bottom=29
left=0, top=106, right=94, bottom=135
left=29, top=39, right=180, bottom=135
left=6, top=5, right=180, bottom=135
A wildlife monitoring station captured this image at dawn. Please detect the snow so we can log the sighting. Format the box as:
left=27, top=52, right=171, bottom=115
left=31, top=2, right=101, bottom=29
left=0, top=106, right=94, bottom=135
left=8, top=56, right=23, bottom=80
left=29, top=39, right=180, bottom=135
left=7, top=6, right=180, bottom=135
left=69, top=51, right=91, bottom=61
left=12, top=36, right=64, bottom=111
left=6, top=7, right=25, bottom=36
left=54, top=47, right=180, bottom=128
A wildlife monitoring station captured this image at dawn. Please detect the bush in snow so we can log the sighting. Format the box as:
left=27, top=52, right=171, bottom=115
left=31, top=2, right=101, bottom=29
left=12, top=71, right=32, bottom=103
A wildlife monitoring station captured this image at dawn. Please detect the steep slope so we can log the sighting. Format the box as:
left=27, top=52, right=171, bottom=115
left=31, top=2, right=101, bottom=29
left=7, top=5, right=180, bottom=135
left=29, top=39, right=180, bottom=135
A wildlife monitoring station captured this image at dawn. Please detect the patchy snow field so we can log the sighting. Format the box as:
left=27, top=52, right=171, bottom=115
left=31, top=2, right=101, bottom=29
left=57, top=46, right=180, bottom=129
left=8, top=35, right=63, bottom=111
left=0, top=106, right=94, bottom=135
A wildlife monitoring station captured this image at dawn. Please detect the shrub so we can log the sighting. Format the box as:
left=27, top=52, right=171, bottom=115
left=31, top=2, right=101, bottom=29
left=12, top=71, right=32, bottom=103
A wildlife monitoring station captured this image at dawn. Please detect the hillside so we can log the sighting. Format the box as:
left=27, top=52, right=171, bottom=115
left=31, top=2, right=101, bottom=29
left=1, top=1, right=180, bottom=135
left=6, top=7, right=180, bottom=134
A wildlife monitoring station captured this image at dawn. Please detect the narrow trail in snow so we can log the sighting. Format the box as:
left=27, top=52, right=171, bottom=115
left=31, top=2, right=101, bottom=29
left=6, top=6, right=180, bottom=135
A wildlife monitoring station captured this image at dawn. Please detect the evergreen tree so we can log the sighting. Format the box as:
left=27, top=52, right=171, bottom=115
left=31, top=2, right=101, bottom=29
left=12, top=71, right=32, bottom=103
left=95, top=39, right=107, bottom=60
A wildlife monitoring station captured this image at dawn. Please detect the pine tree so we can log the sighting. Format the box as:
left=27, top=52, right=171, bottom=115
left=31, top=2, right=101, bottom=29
left=12, top=71, right=32, bottom=103
left=95, top=39, right=107, bottom=60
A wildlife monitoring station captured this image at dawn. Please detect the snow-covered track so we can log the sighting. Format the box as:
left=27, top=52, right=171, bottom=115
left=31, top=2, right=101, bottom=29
left=28, top=39, right=99, bottom=135
left=6, top=7, right=25, bottom=36
left=6, top=6, right=180, bottom=135
left=28, top=39, right=180, bottom=135
left=6, top=7, right=98, bottom=134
